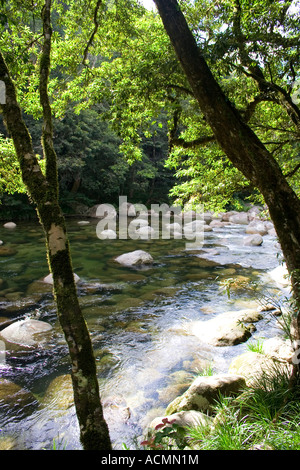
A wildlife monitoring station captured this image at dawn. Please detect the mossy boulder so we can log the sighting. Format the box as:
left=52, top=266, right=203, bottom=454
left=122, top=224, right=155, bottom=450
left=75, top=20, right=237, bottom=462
left=0, top=379, right=38, bottom=416
left=165, top=374, right=246, bottom=415
left=228, top=351, right=292, bottom=385
left=42, top=374, right=74, bottom=411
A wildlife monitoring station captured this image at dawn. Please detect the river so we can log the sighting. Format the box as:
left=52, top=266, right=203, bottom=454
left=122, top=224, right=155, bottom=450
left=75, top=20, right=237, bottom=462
left=0, top=216, right=287, bottom=449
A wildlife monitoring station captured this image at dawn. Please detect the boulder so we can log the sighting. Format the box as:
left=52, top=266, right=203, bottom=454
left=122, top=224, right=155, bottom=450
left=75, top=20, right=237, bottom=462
left=136, top=225, right=156, bottom=239
left=98, top=229, right=117, bottom=239
left=42, top=374, right=74, bottom=411
left=268, top=264, right=290, bottom=289
left=209, top=220, right=227, bottom=228
left=42, top=272, right=80, bottom=284
left=165, top=374, right=246, bottom=415
left=0, top=379, right=38, bottom=416
left=188, top=309, right=259, bottom=346
left=268, top=228, right=277, bottom=237
left=243, top=234, right=263, bottom=246
left=0, top=318, right=53, bottom=347
left=263, top=337, right=294, bottom=363
left=0, top=246, right=17, bottom=256
left=245, top=221, right=268, bottom=236
left=3, top=222, right=16, bottom=229
left=228, top=213, right=249, bottom=225
left=228, top=351, right=292, bottom=385
left=115, top=250, right=153, bottom=267
left=149, top=410, right=213, bottom=432
left=221, top=211, right=237, bottom=222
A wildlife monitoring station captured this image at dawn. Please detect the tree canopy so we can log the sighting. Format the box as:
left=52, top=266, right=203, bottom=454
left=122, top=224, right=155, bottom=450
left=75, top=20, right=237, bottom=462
left=0, top=0, right=299, bottom=213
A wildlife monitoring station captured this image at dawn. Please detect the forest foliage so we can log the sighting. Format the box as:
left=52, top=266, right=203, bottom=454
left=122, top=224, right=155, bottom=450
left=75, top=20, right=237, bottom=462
left=0, top=0, right=299, bottom=216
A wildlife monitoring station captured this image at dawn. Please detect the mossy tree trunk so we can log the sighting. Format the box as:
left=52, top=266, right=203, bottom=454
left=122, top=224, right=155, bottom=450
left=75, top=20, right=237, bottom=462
left=0, top=0, right=111, bottom=451
left=153, top=0, right=300, bottom=345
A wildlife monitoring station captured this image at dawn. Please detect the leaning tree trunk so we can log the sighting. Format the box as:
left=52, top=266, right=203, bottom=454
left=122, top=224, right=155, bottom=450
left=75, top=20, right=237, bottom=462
left=0, top=0, right=111, bottom=451
left=153, top=0, right=300, bottom=343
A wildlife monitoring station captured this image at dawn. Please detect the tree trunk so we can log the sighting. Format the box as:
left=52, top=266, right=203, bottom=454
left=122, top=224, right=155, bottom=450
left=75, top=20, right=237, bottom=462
left=153, top=0, right=300, bottom=340
left=0, top=1, right=111, bottom=451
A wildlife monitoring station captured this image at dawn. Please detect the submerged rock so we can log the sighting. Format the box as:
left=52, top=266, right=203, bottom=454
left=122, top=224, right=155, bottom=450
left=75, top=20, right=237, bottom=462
left=0, top=379, right=38, bottom=416
left=42, top=374, right=74, bottom=411
left=0, top=246, right=17, bottom=257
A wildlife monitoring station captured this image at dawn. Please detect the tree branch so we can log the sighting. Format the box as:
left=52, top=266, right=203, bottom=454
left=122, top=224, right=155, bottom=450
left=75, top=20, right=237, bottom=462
left=39, top=0, right=58, bottom=195
left=82, top=0, right=103, bottom=66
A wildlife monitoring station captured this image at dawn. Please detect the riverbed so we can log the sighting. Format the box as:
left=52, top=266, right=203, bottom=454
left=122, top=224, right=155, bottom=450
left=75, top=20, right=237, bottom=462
left=0, top=216, right=287, bottom=449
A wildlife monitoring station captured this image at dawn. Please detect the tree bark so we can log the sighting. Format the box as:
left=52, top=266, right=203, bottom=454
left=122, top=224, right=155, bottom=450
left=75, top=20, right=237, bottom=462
left=153, top=0, right=300, bottom=342
left=0, top=0, right=111, bottom=451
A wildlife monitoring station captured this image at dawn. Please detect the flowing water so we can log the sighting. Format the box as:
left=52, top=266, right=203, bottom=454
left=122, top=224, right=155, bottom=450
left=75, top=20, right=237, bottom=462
left=0, top=217, right=287, bottom=449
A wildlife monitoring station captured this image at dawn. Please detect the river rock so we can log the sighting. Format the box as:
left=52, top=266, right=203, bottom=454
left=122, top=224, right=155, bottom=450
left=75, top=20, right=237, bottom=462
left=149, top=410, right=213, bottom=432
left=0, top=379, right=38, bottom=415
left=228, top=351, right=292, bottom=385
left=42, top=374, right=74, bottom=411
left=77, top=220, right=90, bottom=225
left=42, top=272, right=80, bottom=284
left=188, top=309, right=259, bottom=346
left=98, top=229, right=117, bottom=239
left=263, top=337, right=294, bottom=363
left=136, top=225, right=156, bottom=239
left=268, top=264, right=290, bottom=290
left=229, top=213, right=249, bottom=225
left=243, top=234, right=263, bottom=246
left=245, top=221, right=268, bottom=236
left=165, top=374, right=246, bottom=415
left=0, top=246, right=17, bottom=256
left=115, top=250, right=153, bottom=267
left=0, top=318, right=53, bottom=347
left=3, top=222, right=16, bottom=229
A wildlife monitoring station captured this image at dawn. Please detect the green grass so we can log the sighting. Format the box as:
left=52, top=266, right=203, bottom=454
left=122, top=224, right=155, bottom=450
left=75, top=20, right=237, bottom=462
left=184, top=364, right=300, bottom=450
left=246, top=338, right=264, bottom=354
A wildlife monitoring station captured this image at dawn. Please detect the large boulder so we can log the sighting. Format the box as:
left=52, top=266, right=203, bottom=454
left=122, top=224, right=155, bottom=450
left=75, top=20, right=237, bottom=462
left=42, top=374, right=74, bottom=411
left=228, top=351, right=292, bottom=385
left=245, top=221, right=268, bottom=236
left=0, top=318, right=53, bottom=347
left=149, top=410, right=213, bottom=433
left=268, top=264, right=290, bottom=290
left=228, top=213, right=249, bottom=225
left=0, top=379, right=38, bottom=416
left=243, top=234, right=263, bottom=246
left=188, top=309, right=260, bottom=346
left=262, top=337, right=294, bottom=363
left=115, top=250, right=153, bottom=267
left=165, top=374, right=246, bottom=415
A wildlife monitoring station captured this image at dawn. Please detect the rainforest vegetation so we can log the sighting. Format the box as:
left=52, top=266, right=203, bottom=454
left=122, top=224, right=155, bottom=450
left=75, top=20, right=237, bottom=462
left=0, top=0, right=299, bottom=450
